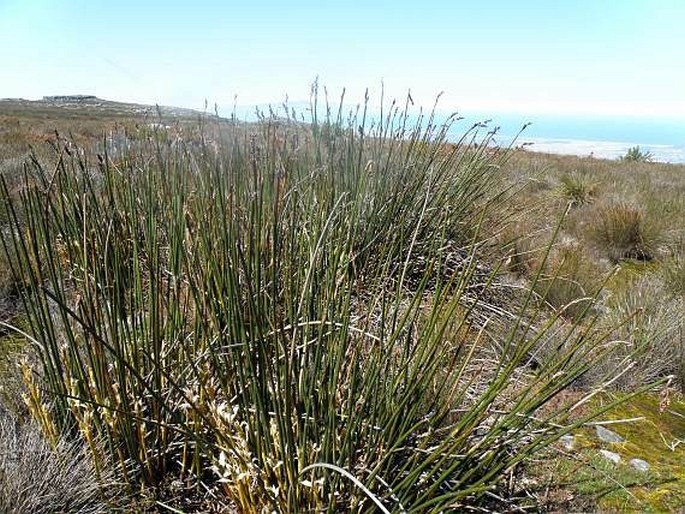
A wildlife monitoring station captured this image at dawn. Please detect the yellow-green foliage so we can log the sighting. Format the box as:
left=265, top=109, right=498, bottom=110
left=587, top=393, right=685, bottom=511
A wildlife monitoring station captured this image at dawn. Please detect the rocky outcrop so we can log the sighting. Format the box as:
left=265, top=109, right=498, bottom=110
left=42, top=95, right=98, bottom=103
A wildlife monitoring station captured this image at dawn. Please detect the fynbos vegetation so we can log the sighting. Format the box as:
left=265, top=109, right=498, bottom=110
left=0, top=91, right=680, bottom=511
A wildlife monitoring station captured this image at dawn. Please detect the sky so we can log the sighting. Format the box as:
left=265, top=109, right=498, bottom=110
left=1, top=0, right=684, bottom=120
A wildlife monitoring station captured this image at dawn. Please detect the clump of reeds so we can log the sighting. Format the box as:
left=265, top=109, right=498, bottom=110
left=0, top=89, right=637, bottom=512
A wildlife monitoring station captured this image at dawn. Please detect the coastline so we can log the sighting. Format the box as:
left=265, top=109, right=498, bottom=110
left=510, top=136, right=685, bottom=164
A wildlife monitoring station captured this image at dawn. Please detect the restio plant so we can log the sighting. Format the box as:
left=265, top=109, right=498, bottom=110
left=0, top=89, right=638, bottom=512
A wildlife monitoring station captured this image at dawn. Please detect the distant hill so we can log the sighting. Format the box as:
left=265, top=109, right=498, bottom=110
left=0, top=95, right=220, bottom=121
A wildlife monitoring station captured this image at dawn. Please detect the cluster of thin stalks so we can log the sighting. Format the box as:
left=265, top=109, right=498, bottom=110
left=0, top=90, right=646, bottom=512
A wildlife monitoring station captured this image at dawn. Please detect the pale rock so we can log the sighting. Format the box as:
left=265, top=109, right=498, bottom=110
left=560, top=434, right=575, bottom=450
left=595, top=425, right=625, bottom=443
left=629, top=458, right=650, bottom=472
left=599, top=449, right=621, bottom=464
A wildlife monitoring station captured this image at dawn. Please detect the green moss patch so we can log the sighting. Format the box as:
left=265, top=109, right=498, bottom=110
left=531, top=393, right=685, bottom=511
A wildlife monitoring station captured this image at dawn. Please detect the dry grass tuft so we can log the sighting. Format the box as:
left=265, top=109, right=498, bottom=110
left=0, top=407, right=121, bottom=514
left=588, top=202, right=661, bottom=262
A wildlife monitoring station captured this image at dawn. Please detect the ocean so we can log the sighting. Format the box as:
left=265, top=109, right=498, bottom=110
left=451, top=112, right=685, bottom=164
